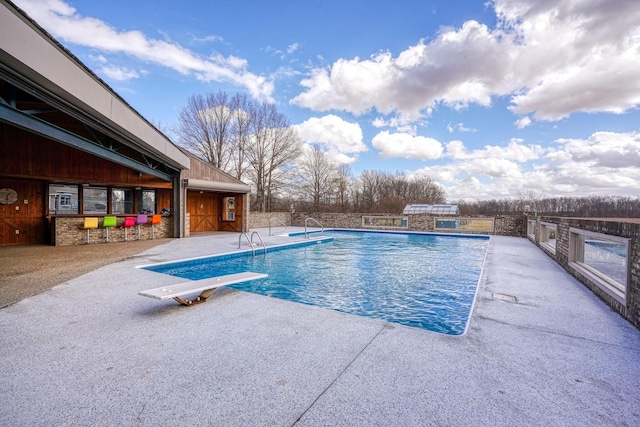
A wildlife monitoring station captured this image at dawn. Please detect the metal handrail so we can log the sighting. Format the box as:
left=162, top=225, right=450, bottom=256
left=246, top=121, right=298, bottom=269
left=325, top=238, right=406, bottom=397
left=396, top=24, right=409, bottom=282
left=237, top=231, right=267, bottom=256
left=268, top=217, right=288, bottom=236
left=250, top=231, right=267, bottom=255
left=304, top=217, right=324, bottom=240
left=238, top=232, right=254, bottom=255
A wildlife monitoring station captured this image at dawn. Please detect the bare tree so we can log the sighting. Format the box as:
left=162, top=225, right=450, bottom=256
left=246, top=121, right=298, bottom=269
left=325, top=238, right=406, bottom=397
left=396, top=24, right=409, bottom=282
left=335, top=164, right=352, bottom=212
left=245, top=103, right=302, bottom=212
left=228, top=93, right=254, bottom=180
left=297, top=145, right=338, bottom=211
left=177, top=91, right=234, bottom=170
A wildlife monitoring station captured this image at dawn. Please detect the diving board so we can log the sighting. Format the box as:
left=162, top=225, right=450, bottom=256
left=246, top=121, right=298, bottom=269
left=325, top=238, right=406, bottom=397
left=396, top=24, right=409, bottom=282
left=139, top=272, right=268, bottom=306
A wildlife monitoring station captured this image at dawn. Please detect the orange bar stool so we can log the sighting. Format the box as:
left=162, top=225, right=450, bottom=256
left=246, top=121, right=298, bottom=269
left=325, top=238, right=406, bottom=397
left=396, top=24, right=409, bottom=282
left=102, top=216, right=117, bottom=242
left=121, top=216, right=136, bottom=241
left=79, top=217, right=99, bottom=244
left=149, top=214, right=162, bottom=239
left=136, top=214, right=148, bottom=240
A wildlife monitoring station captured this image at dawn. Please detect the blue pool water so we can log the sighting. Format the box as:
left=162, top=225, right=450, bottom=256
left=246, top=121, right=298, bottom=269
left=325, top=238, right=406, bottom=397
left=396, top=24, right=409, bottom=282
left=145, top=230, right=489, bottom=335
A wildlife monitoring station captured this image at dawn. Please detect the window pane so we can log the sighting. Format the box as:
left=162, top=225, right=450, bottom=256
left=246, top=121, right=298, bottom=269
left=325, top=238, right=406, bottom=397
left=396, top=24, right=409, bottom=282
left=49, top=184, right=78, bottom=214
left=112, top=188, right=134, bottom=214
left=142, top=190, right=155, bottom=214
left=83, top=187, right=107, bottom=214
left=584, top=238, right=628, bottom=285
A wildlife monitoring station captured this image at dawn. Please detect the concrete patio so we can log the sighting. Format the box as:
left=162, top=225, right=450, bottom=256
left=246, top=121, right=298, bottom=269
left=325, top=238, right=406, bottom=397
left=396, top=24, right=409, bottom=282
left=1, top=229, right=639, bottom=426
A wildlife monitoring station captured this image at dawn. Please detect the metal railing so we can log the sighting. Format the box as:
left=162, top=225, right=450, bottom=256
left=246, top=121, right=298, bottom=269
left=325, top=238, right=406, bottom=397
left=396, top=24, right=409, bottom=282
left=304, top=218, right=324, bottom=240
left=268, top=217, right=288, bottom=236
left=238, top=231, right=267, bottom=256
left=251, top=231, right=266, bottom=255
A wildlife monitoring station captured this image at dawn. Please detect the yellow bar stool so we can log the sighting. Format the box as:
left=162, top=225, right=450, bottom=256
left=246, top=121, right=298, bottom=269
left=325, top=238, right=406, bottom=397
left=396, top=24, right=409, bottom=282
left=79, top=217, right=99, bottom=244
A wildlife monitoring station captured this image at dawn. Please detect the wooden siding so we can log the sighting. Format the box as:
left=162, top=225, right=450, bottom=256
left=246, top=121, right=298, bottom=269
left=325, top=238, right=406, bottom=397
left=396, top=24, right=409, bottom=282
left=186, top=190, right=243, bottom=233
left=182, top=154, right=243, bottom=184
left=0, top=178, right=46, bottom=245
left=1, top=124, right=172, bottom=188
left=187, top=190, right=219, bottom=232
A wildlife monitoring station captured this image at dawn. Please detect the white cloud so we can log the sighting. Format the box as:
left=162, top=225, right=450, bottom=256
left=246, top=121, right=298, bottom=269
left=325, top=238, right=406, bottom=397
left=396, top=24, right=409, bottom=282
left=293, top=115, right=367, bottom=164
left=447, top=122, right=476, bottom=133
left=548, top=131, right=640, bottom=169
left=292, top=0, right=640, bottom=123
left=514, top=116, right=531, bottom=129
left=371, top=131, right=443, bottom=160
left=99, top=65, right=145, bottom=81
left=413, top=130, right=640, bottom=200
left=287, top=43, right=300, bottom=54
left=14, top=0, right=275, bottom=102
left=192, top=34, right=224, bottom=44
left=446, top=139, right=543, bottom=162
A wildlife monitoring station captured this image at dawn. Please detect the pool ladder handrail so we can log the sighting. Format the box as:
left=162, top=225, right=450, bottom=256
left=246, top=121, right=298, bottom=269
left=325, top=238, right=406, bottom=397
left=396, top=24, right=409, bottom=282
left=304, top=217, right=324, bottom=240
left=268, top=217, right=288, bottom=236
left=238, top=231, right=267, bottom=256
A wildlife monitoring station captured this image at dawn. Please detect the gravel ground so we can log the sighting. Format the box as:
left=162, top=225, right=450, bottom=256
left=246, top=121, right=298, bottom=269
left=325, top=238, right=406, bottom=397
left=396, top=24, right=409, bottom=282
left=0, top=239, right=169, bottom=308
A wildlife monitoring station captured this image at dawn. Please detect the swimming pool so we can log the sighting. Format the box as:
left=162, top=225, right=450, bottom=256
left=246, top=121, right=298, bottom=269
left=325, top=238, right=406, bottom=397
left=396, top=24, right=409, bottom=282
left=144, top=230, right=489, bottom=335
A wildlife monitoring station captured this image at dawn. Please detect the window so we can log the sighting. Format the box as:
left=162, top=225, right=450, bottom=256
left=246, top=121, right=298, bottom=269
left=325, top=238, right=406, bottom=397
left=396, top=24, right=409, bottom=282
left=48, top=184, right=78, bottom=214
left=435, top=218, right=494, bottom=232
left=569, top=228, right=629, bottom=304
left=540, top=222, right=557, bottom=254
left=112, top=188, right=134, bottom=214
left=83, top=186, right=107, bottom=214
left=362, top=216, right=408, bottom=228
left=141, top=190, right=156, bottom=214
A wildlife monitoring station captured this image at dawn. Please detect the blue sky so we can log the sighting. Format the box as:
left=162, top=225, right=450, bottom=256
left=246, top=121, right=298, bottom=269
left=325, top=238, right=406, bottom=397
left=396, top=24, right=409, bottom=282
left=13, top=0, right=640, bottom=201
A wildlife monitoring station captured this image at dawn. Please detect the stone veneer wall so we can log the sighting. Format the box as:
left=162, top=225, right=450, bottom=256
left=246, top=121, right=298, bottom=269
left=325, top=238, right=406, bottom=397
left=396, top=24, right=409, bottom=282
left=52, top=216, right=173, bottom=246
left=248, top=212, right=291, bottom=230
left=288, top=212, right=525, bottom=236
left=530, top=215, right=639, bottom=330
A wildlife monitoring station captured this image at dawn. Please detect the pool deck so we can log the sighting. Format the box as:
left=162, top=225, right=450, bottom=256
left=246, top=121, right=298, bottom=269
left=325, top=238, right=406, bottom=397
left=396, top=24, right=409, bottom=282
left=1, top=228, right=639, bottom=426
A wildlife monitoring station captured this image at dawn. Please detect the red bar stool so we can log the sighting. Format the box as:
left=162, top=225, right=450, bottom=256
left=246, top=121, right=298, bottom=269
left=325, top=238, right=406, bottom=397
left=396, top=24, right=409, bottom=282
left=121, top=216, right=136, bottom=241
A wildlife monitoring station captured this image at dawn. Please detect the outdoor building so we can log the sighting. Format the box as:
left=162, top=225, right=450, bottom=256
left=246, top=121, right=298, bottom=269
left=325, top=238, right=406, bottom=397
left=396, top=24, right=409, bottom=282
left=0, top=0, right=249, bottom=245
left=402, top=204, right=460, bottom=215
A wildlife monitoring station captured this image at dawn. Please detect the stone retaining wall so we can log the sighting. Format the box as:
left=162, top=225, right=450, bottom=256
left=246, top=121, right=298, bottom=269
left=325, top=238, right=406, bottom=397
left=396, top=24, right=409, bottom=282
left=288, top=212, right=525, bottom=236
left=529, top=215, right=639, bottom=330
left=248, top=212, right=291, bottom=230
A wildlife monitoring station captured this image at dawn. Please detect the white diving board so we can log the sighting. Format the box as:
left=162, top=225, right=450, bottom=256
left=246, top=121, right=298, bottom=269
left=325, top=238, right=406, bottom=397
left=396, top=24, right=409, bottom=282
left=139, top=272, right=268, bottom=306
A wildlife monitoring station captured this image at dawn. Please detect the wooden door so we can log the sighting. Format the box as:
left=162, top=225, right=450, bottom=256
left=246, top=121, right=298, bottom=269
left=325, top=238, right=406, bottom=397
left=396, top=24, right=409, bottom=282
left=187, top=191, right=219, bottom=232
left=0, top=179, right=46, bottom=245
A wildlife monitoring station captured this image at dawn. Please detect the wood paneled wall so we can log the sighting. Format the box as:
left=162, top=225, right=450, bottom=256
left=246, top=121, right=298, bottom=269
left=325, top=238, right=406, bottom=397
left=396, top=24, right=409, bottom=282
left=0, top=178, right=46, bottom=244
left=186, top=191, right=243, bottom=233
left=1, top=123, right=172, bottom=188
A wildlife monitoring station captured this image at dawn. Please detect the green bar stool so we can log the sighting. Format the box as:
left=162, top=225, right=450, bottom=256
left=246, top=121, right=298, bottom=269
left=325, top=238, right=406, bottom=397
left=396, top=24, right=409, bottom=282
left=102, top=216, right=117, bottom=242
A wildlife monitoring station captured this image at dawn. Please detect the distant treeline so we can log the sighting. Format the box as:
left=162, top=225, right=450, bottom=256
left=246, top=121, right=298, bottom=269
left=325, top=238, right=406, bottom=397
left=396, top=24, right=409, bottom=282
left=458, top=195, right=640, bottom=218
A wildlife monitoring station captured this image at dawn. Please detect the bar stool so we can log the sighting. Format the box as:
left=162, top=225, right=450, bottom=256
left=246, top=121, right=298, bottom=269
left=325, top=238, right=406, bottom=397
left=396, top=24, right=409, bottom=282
left=136, top=214, right=148, bottom=240
left=149, top=214, right=162, bottom=239
left=102, top=216, right=117, bottom=242
left=79, top=217, right=99, bottom=244
left=121, top=216, right=136, bottom=241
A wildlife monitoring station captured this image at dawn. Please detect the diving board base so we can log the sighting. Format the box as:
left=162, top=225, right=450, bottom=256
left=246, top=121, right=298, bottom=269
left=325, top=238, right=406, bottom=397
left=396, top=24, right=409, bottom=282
left=139, top=272, right=268, bottom=306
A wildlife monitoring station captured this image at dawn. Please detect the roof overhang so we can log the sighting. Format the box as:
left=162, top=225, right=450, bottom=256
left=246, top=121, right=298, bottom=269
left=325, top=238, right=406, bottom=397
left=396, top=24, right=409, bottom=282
left=0, top=1, right=190, bottom=173
left=185, top=179, right=250, bottom=193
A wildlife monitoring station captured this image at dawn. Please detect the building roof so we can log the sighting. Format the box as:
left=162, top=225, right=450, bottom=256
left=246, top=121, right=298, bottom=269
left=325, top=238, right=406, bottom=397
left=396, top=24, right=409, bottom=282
left=403, top=204, right=460, bottom=215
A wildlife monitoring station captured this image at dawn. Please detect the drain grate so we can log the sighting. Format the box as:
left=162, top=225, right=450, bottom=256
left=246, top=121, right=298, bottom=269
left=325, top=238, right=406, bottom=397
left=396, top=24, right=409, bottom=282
left=492, top=293, right=517, bottom=303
